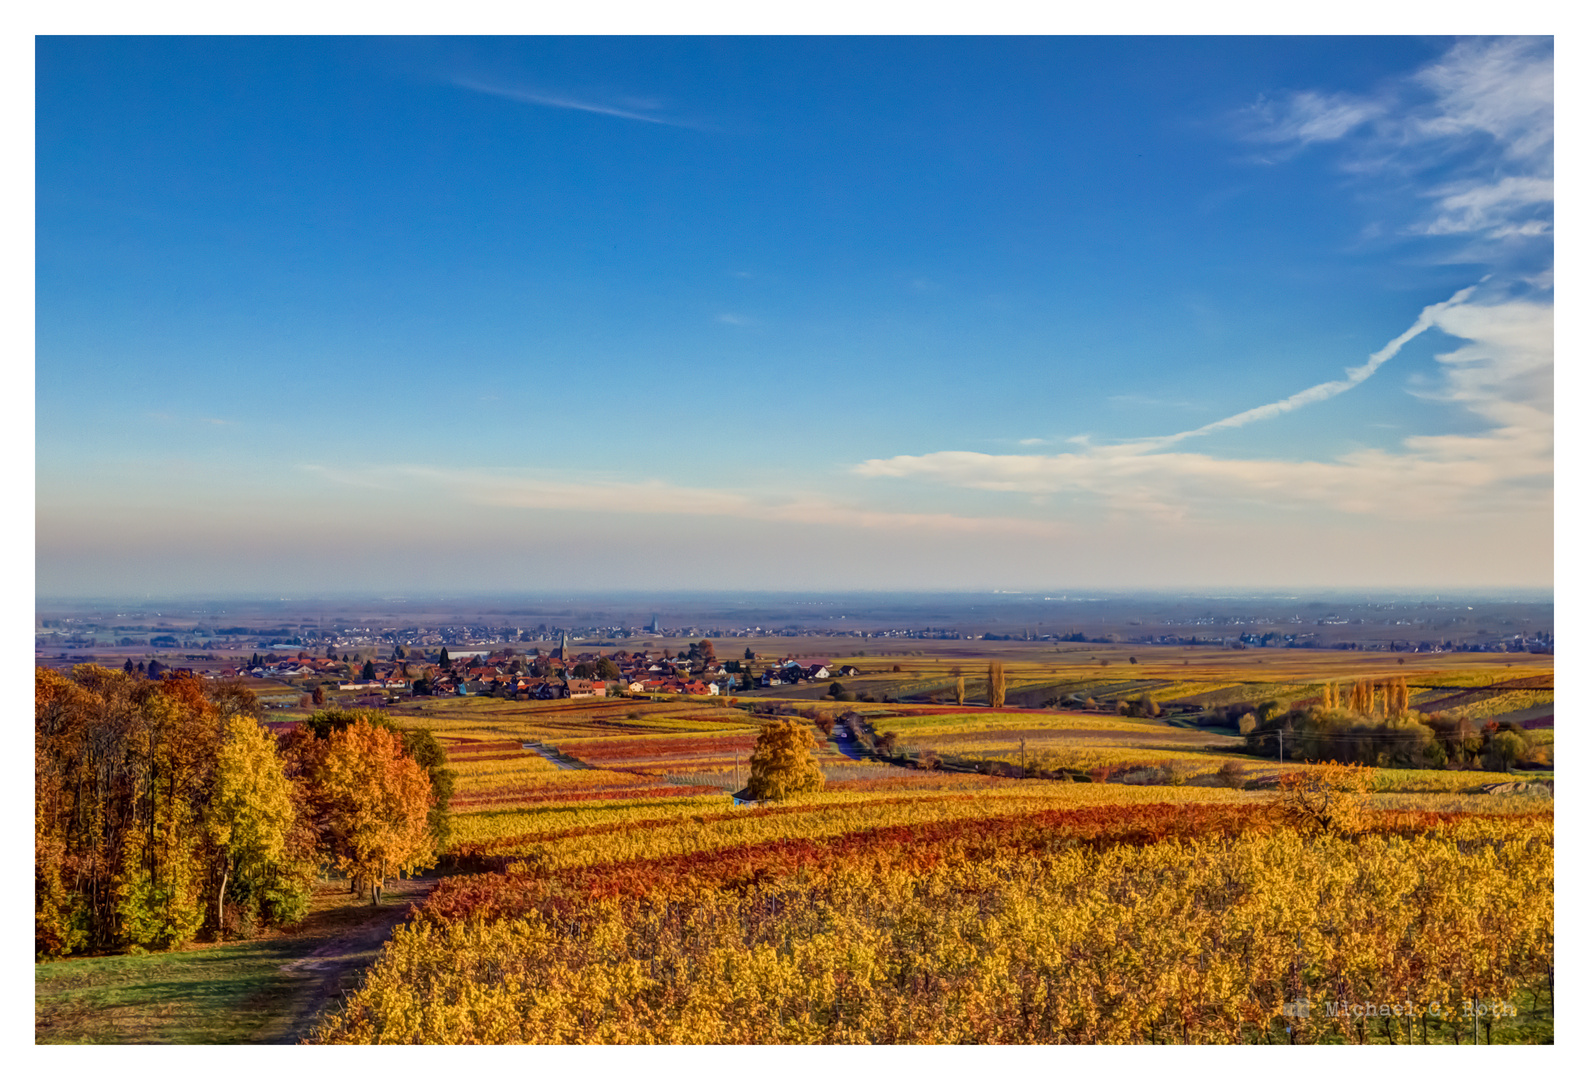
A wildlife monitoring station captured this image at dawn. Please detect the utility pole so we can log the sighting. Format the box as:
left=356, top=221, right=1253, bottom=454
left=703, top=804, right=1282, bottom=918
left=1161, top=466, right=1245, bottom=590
left=1278, top=729, right=1284, bottom=764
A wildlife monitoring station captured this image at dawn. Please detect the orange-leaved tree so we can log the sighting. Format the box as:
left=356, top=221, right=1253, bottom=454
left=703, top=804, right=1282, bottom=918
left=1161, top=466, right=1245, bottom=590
left=320, top=718, right=435, bottom=904
left=746, top=718, right=824, bottom=802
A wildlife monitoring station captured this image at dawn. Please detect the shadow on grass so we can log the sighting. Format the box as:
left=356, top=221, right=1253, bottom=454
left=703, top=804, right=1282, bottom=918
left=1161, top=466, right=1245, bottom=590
left=36, top=875, right=438, bottom=1045
left=35, top=939, right=310, bottom=1044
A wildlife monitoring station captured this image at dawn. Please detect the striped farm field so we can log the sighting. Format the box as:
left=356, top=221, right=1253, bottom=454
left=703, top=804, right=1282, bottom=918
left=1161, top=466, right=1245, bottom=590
left=1427, top=689, right=1554, bottom=722
left=1370, top=768, right=1550, bottom=793
left=406, top=696, right=752, bottom=745
left=449, top=751, right=561, bottom=781
left=559, top=732, right=761, bottom=773
left=447, top=783, right=1264, bottom=870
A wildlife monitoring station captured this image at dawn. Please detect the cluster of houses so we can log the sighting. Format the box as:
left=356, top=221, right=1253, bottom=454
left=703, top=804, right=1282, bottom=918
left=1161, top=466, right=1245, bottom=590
left=222, top=648, right=861, bottom=702
left=758, top=659, right=860, bottom=687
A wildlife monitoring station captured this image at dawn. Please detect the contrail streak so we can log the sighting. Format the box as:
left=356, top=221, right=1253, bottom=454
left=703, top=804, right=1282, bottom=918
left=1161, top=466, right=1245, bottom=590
left=1144, top=282, right=1480, bottom=448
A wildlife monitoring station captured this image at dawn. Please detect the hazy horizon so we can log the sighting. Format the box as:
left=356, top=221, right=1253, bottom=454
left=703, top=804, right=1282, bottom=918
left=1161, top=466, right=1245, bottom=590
left=36, top=585, right=1558, bottom=605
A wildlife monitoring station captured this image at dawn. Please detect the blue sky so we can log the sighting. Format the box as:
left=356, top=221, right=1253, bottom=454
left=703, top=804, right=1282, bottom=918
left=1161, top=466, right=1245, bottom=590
left=35, top=35, right=1554, bottom=596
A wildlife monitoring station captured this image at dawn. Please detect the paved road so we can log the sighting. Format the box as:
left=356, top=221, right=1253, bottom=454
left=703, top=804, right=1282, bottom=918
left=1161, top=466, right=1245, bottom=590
left=524, top=743, right=584, bottom=770
left=830, top=735, right=873, bottom=763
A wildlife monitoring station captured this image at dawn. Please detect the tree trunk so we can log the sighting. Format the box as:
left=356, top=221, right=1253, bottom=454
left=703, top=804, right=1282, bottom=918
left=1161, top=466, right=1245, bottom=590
left=215, top=865, right=229, bottom=938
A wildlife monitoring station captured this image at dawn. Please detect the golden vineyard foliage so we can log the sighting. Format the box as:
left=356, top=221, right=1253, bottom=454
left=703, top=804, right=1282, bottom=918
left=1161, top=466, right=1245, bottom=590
left=448, top=786, right=1260, bottom=870
left=1275, top=761, right=1375, bottom=834
left=310, top=663, right=1551, bottom=1045
left=449, top=752, right=561, bottom=782
left=315, top=814, right=1552, bottom=1045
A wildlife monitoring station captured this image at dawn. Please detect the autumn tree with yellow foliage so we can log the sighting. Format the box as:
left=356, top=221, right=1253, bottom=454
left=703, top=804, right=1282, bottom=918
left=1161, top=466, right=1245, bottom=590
left=37, top=670, right=446, bottom=953
left=208, top=714, right=310, bottom=935
left=745, top=718, right=825, bottom=802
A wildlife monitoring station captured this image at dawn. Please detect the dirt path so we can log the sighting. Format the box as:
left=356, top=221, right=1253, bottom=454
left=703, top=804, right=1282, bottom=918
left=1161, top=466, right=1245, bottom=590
left=255, top=875, right=437, bottom=1043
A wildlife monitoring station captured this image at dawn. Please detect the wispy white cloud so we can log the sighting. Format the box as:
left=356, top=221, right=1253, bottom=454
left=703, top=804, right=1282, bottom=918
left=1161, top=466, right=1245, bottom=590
left=1411, top=37, right=1554, bottom=163
left=303, top=464, right=1072, bottom=539
left=715, top=313, right=753, bottom=326
left=1244, top=90, right=1383, bottom=148
left=854, top=425, right=1549, bottom=524
left=1419, top=176, right=1552, bottom=238
left=1243, top=37, right=1553, bottom=245
left=453, top=78, right=698, bottom=128
left=1422, top=297, right=1553, bottom=417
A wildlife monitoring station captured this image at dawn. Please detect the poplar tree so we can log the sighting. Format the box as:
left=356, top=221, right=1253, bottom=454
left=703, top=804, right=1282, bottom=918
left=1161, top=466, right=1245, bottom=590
left=987, top=662, right=1007, bottom=709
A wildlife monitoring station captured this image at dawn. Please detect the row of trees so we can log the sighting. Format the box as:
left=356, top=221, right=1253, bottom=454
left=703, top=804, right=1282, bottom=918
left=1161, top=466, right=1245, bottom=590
left=1321, top=677, right=1413, bottom=717
left=35, top=666, right=451, bottom=958
left=1242, top=690, right=1547, bottom=771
